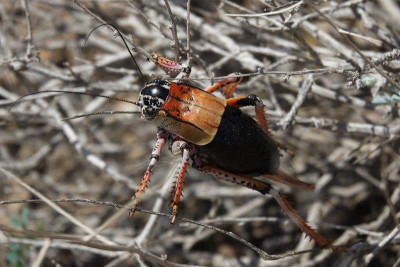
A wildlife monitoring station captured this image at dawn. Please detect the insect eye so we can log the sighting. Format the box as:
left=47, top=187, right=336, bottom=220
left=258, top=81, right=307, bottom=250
left=151, top=88, right=160, bottom=96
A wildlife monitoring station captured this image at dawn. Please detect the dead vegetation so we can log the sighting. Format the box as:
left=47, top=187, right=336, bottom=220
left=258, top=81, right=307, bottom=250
left=1, top=0, right=400, bottom=266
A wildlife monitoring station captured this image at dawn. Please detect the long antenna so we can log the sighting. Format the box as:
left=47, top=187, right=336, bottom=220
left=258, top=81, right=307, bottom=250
left=61, top=110, right=141, bottom=121
left=84, top=23, right=144, bottom=79
left=9, top=90, right=139, bottom=111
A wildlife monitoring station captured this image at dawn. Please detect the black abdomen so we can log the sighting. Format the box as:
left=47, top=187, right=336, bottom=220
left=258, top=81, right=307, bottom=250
left=197, top=106, right=280, bottom=176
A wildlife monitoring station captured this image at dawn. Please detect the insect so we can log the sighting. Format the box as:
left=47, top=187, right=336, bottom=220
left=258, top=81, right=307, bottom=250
left=12, top=24, right=328, bottom=248
left=129, top=51, right=329, bottom=247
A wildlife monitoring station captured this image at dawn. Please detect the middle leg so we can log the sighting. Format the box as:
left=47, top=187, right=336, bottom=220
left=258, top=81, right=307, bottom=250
left=169, top=140, right=191, bottom=224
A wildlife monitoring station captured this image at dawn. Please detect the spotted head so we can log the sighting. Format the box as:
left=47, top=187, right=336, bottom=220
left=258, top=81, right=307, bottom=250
left=138, top=79, right=170, bottom=121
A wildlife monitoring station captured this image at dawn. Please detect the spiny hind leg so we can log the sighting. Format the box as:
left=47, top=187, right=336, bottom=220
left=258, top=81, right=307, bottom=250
left=263, top=170, right=314, bottom=190
left=205, top=72, right=242, bottom=98
left=193, top=161, right=328, bottom=247
left=130, top=129, right=169, bottom=217
left=226, top=94, right=294, bottom=156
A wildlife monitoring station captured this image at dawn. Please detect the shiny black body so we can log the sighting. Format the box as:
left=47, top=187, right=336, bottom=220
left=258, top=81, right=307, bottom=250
left=198, top=106, right=280, bottom=176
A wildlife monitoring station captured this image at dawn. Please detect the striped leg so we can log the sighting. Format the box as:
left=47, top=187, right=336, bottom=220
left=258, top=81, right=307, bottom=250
left=130, top=129, right=169, bottom=217
left=169, top=141, right=191, bottom=223
left=227, top=94, right=294, bottom=156
left=195, top=163, right=328, bottom=247
left=205, top=72, right=242, bottom=98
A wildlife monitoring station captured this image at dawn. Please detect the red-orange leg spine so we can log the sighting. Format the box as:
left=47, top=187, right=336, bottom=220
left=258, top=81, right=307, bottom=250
left=195, top=163, right=272, bottom=194
left=170, top=146, right=190, bottom=224
left=269, top=188, right=328, bottom=247
left=130, top=129, right=169, bottom=217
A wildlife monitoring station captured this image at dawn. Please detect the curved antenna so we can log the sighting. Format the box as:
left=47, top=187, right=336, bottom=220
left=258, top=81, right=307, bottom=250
left=9, top=90, right=139, bottom=111
left=84, top=23, right=144, bottom=79
left=61, top=110, right=141, bottom=121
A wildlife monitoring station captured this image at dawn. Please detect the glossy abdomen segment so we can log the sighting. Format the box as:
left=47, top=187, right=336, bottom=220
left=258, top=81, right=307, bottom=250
left=155, top=83, right=226, bottom=145
left=198, top=106, right=280, bottom=176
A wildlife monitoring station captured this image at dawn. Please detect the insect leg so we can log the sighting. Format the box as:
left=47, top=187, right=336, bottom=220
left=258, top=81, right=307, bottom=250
left=205, top=72, right=242, bottom=98
left=169, top=141, right=191, bottom=223
left=195, top=162, right=328, bottom=247
left=130, top=129, right=169, bottom=217
left=151, top=52, right=191, bottom=78
left=227, top=94, right=294, bottom=156
left=263, top=170, right=314, bottom=190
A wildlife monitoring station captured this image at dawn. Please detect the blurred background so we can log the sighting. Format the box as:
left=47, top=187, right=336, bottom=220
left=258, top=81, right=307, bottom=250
left=1, top=0, right=400, bottom=266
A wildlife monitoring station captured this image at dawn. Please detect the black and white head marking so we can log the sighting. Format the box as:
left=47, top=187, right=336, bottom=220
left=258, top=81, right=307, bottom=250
left=138, top=79, right=170, bottom=121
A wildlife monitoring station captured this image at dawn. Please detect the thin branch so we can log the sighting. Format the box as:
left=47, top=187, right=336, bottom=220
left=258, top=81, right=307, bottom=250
left=338, top=29, right=383, bottom=46
left=20, top=0, right=33, bottom=58
left=164, top=0, right=180, bottom=63
left=72, top=0, right=151, bottom=60
left=364, top=226, right=400, bottom=264
left=278, top=74, right=314, bottom=129
left=306, top=1, right=400, bottom=90
left=0, top=168, right=116, bottom=245
left=0, top=225, right=192, bottom=267
left=0, top=198, right=317, bottom=261
left=186, top=0, right=192, bottom=67
left=31, top=238, right=51, bottom=267
left=226, top=1, right=303, bottom=17
left=178, top=67, right=351, bottom=81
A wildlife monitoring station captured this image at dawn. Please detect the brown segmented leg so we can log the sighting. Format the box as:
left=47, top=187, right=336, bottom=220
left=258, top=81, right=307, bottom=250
left=170, top=143, right=190, bottom=224
left=227, top=94, right=294, bottom=156
left=205, top=72, right=242, bottom=98
left=195, top=163, right=328, bottom=247
left=130, top=129, right=169, bottom=217
left=268, top=188, right=328, bottom=247
left=263, top=170, right=314, bottom=190
left=196, top=163, right=273, bottom=194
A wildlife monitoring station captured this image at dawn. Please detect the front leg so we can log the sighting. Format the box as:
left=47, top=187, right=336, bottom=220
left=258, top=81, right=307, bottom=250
left=130, top=129, right=169, bottom=217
